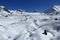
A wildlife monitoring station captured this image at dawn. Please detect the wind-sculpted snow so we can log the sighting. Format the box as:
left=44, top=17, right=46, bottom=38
left=0, top=6, right=60, bottom=40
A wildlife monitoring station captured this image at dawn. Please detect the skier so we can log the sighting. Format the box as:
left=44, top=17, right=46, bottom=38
left=42, top=30, right=47, bottom=35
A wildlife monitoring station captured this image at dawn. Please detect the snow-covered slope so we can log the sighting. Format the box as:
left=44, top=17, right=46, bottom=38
left=0, top=6, right=60, bottom=40
left=0, top=6, right=10, bottom=16
left=44, top=5, right=60, bottom=15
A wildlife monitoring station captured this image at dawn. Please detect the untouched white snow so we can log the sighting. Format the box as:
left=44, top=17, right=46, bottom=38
left=0, top=6, right=60, bottom=40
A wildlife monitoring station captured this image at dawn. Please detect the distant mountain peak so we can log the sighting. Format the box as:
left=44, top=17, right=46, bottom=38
left=44, top=5, right=60, bottom=15
left=0, top=6, right=5, bottom=8
left=53, top=5, right=60, bottom=12
left=44, top=5, right=60, bottom=13
left=0, top=6, right=10, bottom=13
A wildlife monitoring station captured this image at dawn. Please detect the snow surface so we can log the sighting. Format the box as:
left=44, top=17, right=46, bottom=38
left=0, top=6, right=60, bottom=40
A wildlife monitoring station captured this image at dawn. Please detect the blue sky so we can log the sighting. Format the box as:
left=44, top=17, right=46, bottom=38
left=0, top=0, right=60, bottom=12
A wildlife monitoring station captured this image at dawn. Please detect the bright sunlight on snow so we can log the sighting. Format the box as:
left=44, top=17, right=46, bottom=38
left=0, top=5, right=60, bottom=40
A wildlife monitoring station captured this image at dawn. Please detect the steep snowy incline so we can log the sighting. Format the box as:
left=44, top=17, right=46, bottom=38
left=0, top=6, right=60, bottom=40
left=44, top=5, right=60, bottom=15
left=0, top=6, right=10, bottom=17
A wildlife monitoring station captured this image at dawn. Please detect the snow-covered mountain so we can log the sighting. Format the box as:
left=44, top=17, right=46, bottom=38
left=0, top=6, right=11, bottom=17
left=0, top=5, right=60, bottom=40
left=44, top=5, right=60, bottom=15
